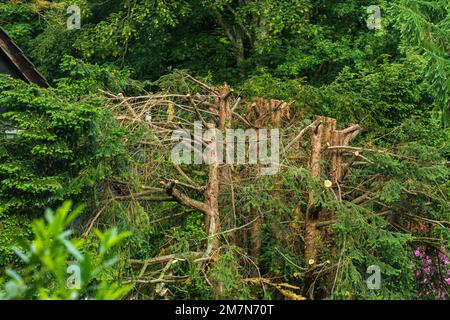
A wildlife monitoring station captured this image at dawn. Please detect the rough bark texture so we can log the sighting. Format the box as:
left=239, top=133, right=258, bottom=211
left=203, top=137, right=220, bottom=260
left=204, top=86, right=233, bottom=261
left=305, top=117, right=336, bottom=264
left=303, top=116, right=361, bottom=299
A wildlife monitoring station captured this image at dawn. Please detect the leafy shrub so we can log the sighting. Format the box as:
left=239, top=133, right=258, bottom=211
left=0, top=201, right=132, bottom=300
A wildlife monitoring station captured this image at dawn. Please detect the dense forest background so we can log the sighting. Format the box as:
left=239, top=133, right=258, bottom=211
left=0, top=0, right=449, bottom=300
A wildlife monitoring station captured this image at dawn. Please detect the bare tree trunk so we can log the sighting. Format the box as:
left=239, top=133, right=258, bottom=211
left=303, top=117, right=361, bottom=299
left=203, top=86, right=232, bottom=260
left=303, top=116, right=335, bottom=299
left=203, top=142, right=220, bottom=260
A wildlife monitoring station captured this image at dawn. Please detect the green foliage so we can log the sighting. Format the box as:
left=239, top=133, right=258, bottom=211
left=170, top=212, right=207, bottom=253
left=0, top=201, right=132, bottom=300
left=304, top=52, right=431, bottom=128
left=207, top=247, right=252, bottom=299
left=239, top=52, right=431, bottom=129
left=393, top=0, right=450, bottom=125
left=54, top=55, right=145, bottom=97
left=0, top=0, right=449, bottom=301
left=330, top=115, right=449, bottom=299
left=0, top=212, right=31, bottom=268
left=332, top=205, right=415, bottom=299
left=0, top=75, right=126, bottom=214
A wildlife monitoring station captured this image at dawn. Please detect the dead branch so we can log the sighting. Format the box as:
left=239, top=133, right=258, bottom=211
left=283, top=121, right=316, bottom=153
left=129, top=252, right=203, bottom=266
left=162, top=181, right=211, bottom=214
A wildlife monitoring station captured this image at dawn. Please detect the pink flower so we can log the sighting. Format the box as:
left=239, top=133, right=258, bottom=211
left=438, top=250, right=449, bottom=263
left=423, top=267, right=431, bottom=274
left=445, top=278, right=450, bottom=285
left=443, top=256, right=449, bottom=265
left=414, top=249, right=422, bottom=257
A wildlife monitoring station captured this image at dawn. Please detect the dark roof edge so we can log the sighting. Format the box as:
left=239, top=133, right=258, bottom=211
left=0, top=27, right=49, bottom=88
